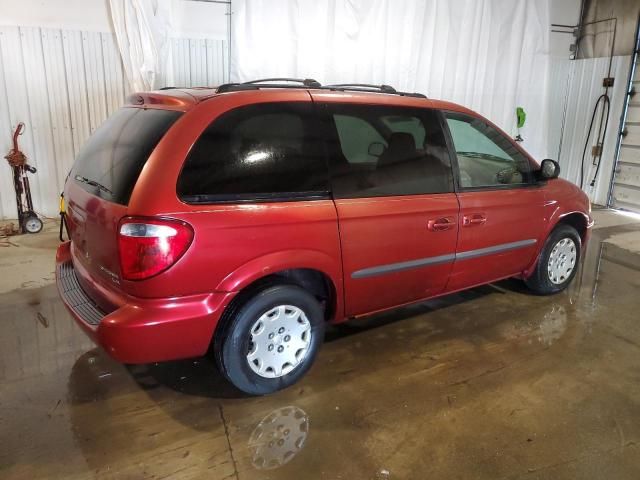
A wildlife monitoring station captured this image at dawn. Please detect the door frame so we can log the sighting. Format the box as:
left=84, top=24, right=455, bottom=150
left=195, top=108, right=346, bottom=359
left=607, top=13, right=640, bottom=211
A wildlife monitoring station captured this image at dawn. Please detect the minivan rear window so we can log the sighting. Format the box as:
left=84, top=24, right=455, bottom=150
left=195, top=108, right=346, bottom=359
left=71, top=107, right=181, bottom=205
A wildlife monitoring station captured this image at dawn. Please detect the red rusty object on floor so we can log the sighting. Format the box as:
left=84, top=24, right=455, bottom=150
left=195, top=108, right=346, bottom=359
left=4, top=122, right=43, bottom=234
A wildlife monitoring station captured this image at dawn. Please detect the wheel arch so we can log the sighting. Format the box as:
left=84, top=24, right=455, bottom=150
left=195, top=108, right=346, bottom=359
left=524, top=210, right=591, bottom=278
left=554, top=211, right=590, bottom=244
left=215, top=250, right=344, bottom=323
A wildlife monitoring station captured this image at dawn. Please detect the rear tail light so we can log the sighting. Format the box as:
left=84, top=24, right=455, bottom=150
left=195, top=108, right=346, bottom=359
left=118, top=217, right=193, bottom=280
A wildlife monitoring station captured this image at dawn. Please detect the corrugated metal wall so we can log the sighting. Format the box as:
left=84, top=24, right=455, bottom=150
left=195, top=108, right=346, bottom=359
left=549, top=55, right=632, bottom=206
left=171, top=37, right=228, bottom=88
left=0, top=26, right=228, bottom=219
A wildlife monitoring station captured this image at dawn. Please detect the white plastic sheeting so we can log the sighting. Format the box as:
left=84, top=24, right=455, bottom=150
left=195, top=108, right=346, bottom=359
left=549, top=55, right=631, bottom=205
left=109, top=0, right=174, bottom=91
left=0, top=25, right=228, bottom=219
left=231, top=0, right=551, bottom=160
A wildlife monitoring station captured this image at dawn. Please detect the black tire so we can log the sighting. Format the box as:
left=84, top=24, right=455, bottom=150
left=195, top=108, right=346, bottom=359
left=213, top=284, right=325, bottom=395
left=525, top=224, right=581, bottom=295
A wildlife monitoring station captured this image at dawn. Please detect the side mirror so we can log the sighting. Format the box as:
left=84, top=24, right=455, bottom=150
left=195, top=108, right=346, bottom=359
left=368, top=142, right=385, bottom=157
left=539, top=159, right=560, bottom=180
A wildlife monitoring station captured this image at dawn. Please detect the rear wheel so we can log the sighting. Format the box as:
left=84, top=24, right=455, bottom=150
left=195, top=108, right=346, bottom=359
left=525, top=224, right=581, bottom=295
left=214, top=284, right=325, bottom=395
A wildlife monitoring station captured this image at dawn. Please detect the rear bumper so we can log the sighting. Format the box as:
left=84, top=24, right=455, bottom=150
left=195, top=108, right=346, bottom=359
left=55, top=241, right=235, bottom=364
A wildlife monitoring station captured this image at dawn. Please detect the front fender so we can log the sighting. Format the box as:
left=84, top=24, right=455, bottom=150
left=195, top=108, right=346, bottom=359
left=545, top=204, right=592, bottom=236
left=523, top=208, right=592, bottom=278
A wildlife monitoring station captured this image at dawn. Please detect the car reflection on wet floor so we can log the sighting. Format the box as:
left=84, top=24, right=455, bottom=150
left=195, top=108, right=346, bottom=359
left=1, top=222, right=640, bottom=479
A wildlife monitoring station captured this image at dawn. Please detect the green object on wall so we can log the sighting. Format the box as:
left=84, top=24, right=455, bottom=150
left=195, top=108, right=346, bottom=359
left=516, top=107, right=526, bottom=128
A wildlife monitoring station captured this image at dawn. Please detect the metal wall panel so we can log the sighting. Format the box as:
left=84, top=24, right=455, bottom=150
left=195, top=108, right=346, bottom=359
left=189, top=38, right=208, bottom=87
left=547, top=57, right=573, bottom=161
left=0, top=26, right=43, bottom=213
left=171, top=37, right=227, bottom=88
left=41, top=29, right=76, bottom=188
left=62, top=30, right=92, bottom=166
left=0, top=26, right=228, bottom=219
left=623, top=124, right=640, bottom=145
left=20, top=27, right=58, bottom=211
left=550, top=55, right=631, bottom=206
left=627, top=104, right=640, bottom=123
left=614, top=162, right=640, bottom=187
left=101, top=32, right=128, bottom=117
left=206, top=38, right=228, bottom=85
left=611, top=52, right=640, bottom=212
left=171, top=38, right=191, bottom=87
left=0, top=29, right=16, bottom=216
left=619, top=145, right=640, bottom=165
left=82, top=31, right=109, bottom=135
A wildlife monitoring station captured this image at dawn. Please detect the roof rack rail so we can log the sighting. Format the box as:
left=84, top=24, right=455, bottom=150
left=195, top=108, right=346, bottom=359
left=324, top=83, right=427, bottom=98
left=217, top=77, right=321, bottom=93
left=244, top=78, right=322, bottom=87
left=325, top=83, right=397, bottom=94
left=215, top=78, right=427, bottom=98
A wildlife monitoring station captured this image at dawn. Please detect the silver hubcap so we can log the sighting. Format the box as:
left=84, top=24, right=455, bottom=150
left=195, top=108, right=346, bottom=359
left=547, top=237, right=577, bottom=284
left=246, top=305, right=312, bottom=378
left=25, top=217, right=41, bottom=232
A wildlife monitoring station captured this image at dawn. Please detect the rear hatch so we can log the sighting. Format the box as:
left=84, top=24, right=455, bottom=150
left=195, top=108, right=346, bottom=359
left=64, top=106, right=182, bottom=297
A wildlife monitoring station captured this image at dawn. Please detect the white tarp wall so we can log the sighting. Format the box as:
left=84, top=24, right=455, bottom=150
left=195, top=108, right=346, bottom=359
left=232, top=0, right=552, bottom=161
left=109, top=0, right=174, bottom=91
left=0, top=0, right=229, bottom=220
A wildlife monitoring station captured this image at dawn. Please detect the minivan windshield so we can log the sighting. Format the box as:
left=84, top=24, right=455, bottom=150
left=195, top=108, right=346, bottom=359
left=71, top=107, right=182, bottom=205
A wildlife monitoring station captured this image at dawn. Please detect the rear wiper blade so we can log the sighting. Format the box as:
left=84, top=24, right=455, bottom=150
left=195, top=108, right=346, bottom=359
left=75, top=175, right=113, bottom=196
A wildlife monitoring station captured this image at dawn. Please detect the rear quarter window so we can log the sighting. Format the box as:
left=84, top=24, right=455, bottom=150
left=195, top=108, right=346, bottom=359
left=177, top=102, right=329, bottom=202
left=71, top=107, right=181, bottom=205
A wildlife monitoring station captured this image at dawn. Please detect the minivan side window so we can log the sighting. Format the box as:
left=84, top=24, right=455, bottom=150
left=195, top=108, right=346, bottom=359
left=333, top=115, right=387, bottom=164
left=323, top=105, right=453, bottom=198
left=444, top=112, right=533, bottom=188
left=177, top=102, right=329, bottom=202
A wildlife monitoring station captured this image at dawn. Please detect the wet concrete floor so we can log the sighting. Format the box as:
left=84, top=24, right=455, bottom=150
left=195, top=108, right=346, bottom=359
left=1, top=212, right=640, bottom=479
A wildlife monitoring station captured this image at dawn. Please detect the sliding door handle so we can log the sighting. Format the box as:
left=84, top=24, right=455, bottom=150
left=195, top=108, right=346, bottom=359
left=428, top=217, right=455, bottom=231
left=463, top=214, right=487, bottom=227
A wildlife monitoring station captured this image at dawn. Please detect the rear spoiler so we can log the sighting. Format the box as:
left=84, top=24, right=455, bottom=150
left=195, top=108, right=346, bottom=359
left=126, top=91, right=197, bottom=110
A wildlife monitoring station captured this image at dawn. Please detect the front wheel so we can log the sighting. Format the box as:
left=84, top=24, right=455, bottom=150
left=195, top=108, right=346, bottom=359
left=214, top=284, right=325, bottom=395
left=525, top=224, right=581, bottom=295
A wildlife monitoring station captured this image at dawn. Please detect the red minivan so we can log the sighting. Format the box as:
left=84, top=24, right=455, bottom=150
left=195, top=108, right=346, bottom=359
left=56, top=79, right=592, bottom=394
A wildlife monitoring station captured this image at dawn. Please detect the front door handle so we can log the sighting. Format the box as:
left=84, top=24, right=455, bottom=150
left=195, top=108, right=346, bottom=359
left=428, top=217, right=455, bottom=231
left=463, top=213, right=487, bottom=227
